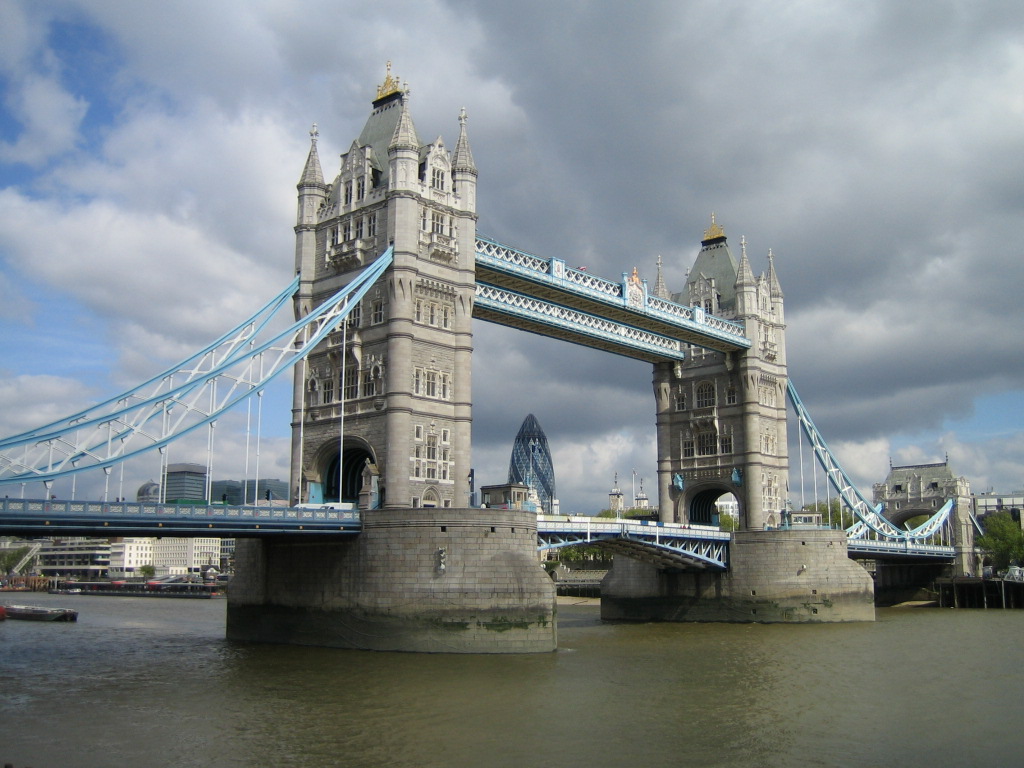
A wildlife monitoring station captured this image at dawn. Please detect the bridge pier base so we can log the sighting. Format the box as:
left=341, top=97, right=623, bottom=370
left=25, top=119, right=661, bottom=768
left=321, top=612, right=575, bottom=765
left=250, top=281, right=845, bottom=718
left=226, top=509, right=556, bottom=653
left=600, top=529, right=875, bottom=623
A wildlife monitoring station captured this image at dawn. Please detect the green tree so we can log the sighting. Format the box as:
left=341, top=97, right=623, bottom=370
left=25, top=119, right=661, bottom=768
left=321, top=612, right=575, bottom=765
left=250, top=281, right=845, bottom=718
left=976, top=512, right=1024, bottom=572
left=138, top=564, right=156, bottom=579
left=802, top=498, right=855, bottom=529
left=0, top=545, right=31, bottom=575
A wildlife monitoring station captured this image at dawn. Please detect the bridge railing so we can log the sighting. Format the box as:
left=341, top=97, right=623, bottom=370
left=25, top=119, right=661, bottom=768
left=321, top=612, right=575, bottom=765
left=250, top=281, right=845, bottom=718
left=0, top=498, right=361, bottom=528
left=536, top=515, right=729, bottom=541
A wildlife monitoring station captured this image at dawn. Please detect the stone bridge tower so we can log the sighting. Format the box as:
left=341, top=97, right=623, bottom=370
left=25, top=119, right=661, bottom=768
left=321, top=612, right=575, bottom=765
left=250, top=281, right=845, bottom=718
left=230, top=70, right=555, bottom=653
left=873, top=461, right=976, bottom=576
left=290, top=66, right=477, bottom=510
left=653, top=217, right=788, bottom=530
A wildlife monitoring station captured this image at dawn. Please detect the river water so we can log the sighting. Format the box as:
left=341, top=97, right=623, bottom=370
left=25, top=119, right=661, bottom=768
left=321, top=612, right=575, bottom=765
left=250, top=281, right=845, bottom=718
left=1, top=593, right=1019, bottom=768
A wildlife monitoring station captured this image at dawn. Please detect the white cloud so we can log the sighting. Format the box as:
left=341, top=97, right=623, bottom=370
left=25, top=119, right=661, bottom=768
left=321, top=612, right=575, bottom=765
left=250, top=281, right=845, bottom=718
left=2, top=0, right=1024, bottom=513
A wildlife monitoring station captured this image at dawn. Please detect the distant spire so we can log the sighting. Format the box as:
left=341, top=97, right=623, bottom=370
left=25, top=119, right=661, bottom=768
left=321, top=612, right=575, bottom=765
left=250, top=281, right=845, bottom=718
left=653, top=255, right=670, bottom=299
left=452, top=107, right=477, bottom=174
left=298, top=123, right=324, bottom=186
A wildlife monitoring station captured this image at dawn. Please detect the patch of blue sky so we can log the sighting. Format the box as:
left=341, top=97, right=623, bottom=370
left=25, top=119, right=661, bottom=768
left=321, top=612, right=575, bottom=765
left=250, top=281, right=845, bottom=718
left=886, top=390, right=1024, bottom=461
left=48, top=18, right=126, bottom=157
left=0, top=278, right=114, bottom=383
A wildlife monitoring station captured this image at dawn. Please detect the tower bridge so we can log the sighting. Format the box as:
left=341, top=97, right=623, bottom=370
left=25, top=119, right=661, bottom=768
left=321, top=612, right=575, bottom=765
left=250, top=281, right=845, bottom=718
left=0, top=69, right=971, bottom=651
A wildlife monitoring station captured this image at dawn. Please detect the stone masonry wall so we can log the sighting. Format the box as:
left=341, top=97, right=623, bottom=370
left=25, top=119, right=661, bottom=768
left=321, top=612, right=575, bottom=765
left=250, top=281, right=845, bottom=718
left=601, top=529, right=875, bottom=623
left=227, top=508, right=556, bottom=653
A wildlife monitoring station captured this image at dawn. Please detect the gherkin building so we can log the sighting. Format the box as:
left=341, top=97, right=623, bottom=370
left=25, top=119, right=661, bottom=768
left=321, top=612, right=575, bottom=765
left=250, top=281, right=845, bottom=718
left=507, top=414, right=556, bottom=513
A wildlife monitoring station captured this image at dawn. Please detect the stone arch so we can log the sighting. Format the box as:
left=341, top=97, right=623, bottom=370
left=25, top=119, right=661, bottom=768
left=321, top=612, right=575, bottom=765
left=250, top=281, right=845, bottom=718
left=321, top=437, right=376, bottom=505
left=685, top=485, right=741, bottom=527
left=422, top=487, right=440, bottom=508
left=886, top=505, right=935, bottom=529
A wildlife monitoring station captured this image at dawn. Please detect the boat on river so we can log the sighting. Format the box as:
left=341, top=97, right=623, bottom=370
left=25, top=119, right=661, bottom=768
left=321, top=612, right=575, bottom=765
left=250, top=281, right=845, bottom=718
left=4, top=604, right=78, bottom=622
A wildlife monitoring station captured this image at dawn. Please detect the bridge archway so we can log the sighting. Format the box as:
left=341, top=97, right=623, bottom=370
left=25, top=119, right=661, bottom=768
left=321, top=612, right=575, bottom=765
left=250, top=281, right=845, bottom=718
left=680, top=487, right=740, bottom=527
left=885, top=503, right=942, bottom=530
left=323, top=440, right=376, bottom=505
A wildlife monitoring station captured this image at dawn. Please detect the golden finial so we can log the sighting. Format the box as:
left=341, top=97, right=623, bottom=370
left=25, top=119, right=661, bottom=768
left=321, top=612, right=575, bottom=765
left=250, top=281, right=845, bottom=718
left=630, top=266, right=642, bottom=284
left=703, top=212, right=725, bottom=241
left=376, top=61, right=402, bottom=99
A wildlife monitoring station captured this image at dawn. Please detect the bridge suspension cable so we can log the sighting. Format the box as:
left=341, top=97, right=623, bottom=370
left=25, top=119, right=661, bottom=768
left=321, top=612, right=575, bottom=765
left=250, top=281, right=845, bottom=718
left=786, top=380, right=954, bottom=544
left=0, top=248, right=394, bottom=488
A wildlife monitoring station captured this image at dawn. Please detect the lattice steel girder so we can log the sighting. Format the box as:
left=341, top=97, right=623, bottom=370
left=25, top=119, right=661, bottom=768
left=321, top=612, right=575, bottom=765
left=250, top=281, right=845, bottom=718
left=0, top=248, right=393, bottom=486
left=475, top=236, right=750, bottom=353
left=475, top=283, right=687, bottom=363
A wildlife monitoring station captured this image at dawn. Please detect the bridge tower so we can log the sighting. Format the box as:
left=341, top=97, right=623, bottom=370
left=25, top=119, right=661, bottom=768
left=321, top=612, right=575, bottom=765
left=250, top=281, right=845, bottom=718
left=653, top=217, right=788, bottom=530
left=873, top=461, right=977, bottom=581
left=604, top=217, right=874, bottom=623
left=290, top=66, right=477, bottom=510
left=230, top=67, right=556, bottom=653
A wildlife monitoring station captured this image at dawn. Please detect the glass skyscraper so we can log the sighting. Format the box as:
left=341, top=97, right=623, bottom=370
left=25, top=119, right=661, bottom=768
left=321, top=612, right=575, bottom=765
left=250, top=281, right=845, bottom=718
left=507, top=414, right=556, bottom=514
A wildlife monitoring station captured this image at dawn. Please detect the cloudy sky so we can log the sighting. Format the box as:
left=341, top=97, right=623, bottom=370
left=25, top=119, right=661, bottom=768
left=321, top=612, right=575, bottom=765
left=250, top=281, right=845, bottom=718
left=1, top=0, right=1022, bottom=513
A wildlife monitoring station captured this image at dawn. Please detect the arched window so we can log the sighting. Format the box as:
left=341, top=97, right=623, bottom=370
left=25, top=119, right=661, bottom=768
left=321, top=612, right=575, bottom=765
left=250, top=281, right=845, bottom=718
left=696, top=382, right=716, bottom=408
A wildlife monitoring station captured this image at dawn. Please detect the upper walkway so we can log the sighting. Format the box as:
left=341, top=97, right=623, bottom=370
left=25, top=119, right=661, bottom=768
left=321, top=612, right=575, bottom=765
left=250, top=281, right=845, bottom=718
left=473, top=236, right=751, bottom=362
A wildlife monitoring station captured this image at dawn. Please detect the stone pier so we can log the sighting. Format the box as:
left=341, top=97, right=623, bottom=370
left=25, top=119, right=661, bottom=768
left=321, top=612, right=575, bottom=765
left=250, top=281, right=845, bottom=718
left=601, top=529, right=875, bottom=623
left=227, top=509, right=556, bottom=653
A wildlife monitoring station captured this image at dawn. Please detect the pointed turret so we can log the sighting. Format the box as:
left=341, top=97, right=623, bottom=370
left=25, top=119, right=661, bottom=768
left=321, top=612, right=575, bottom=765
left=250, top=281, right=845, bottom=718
left=298, top=123, right=325, bottom=188
left=388, top=94, right=421, bottom=153
left=766, top=248, right=783, bottom=299
left=452, top=107, right=476, bottom=175
left=294, top=123, right=327, bottom=282
left=734, top=235, right=759, bottom=320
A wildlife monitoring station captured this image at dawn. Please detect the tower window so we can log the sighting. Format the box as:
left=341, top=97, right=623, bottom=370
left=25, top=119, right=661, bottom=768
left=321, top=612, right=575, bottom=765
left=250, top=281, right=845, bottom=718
left=674, top=391, right=686, bottom=411
left=727, top=387, right=737, bottom=405
left=343, top=360, right=358, bottom=400
left=371, top=299, right=385, bottom=324
left=683, top=439, right=695, bottom=458
left=344, top=181, right=353, bottom=205
left=432, top=168, right=445, bottom=190
left=367, top=213, right=377, bottom=238
left=697, top=432, right=717, bottom=456
left=696, top=382, right=716, bottom=409
left=356, top=176, right=365, bottom=200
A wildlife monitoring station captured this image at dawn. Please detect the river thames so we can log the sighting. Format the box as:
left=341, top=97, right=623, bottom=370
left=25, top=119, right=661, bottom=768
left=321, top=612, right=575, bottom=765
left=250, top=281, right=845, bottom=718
left=1, top=593, right=1020, bottom=767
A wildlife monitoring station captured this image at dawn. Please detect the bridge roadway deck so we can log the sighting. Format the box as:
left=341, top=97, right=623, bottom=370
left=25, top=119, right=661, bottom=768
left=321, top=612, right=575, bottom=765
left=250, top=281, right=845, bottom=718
left=0, top=498, right=361, bottom=537
left=0, top=499, right=954, bottom=564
